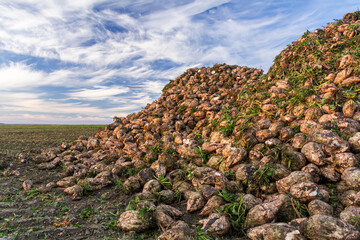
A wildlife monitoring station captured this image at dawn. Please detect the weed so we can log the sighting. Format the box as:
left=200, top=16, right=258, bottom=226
left=162, top=80, right=174, bottom=93
left=269, top=146, right=281, bottom=162
left=114, top=180, right=125, bottom=191
left=210, top=119, right=221, bottom=131
left=125, top=196, right=156, bottom=212
left=355, top=10, right=360, bottom=19
left=289, top=125, right=300, bottom=134
left=331, top=120, right=341, bottom=135
left=25, top=189, right=42, bottom=200
left=193, top=131, right=203, bottom=144
left=235, top=115, right=253, bottom=138
left=220, top=119, right=236, bottom=137
left=327, top=184, right=339, bottom=207
left=0, top=231, right=14, bottom=238
left=174, top=190, right=182, bottom=202
left=149, top=145, right=162, bottom=154
left=253, top=163, right=275, bottom=195
left=334, top=18, right=343, bottom=26
left=288, top=88, right=316, bottom=106
left=349, top=214, right=360, bottom=229
left=137, top=206, right=154, bottom=221
left=194, top=146, right=209, bottom=163
left=301, top=40, right=310, bottom=46
left=215, top=157, right=224, bottom=167
left=0, top=231, right=19, bottom=239
left=184, top=169, right=194, bottom=180
left=0, top=232, right=9, bottom=238
left=154, top=174, right=172, bottom=189
left=126, top=231, right=160, bottom=240
left=125, top=166, right=143, bottom=177
left=290, top=198, right=309, bottom=218
left=218, top=189, right=237, bottom=202
left=164, top=147, right=178, bottom=156
left=219, top=195, right=247, bottom=234
left=177, top=105, right=187, bottom=114
left=126, top=196, right=141, bottom=211
left=195, top=226, right=214, bottom=240
left=31, top=212, right=45, bottom=218
left=43, top=192, right=62, bottom=203
left=302, top=30, right=311, bottom=38
left=57, top=206, right=69, bottom=217
left=223, top=169, right=236, bottom=180
left=80, top=207, right=94, bottom=219
left=348, top=24, right=359, bottom=32
left=88, top=169, right=98, bottom=178
left=81, top=183, right=94, bottom=196
left=281, top=150, right=300, bottom=169
left=247, top=100, right=263, bottom=116
left=343, top=90, right=357, bottom=99
left=341, top=135, right=350, bottom=141
left=105, top=219, right=118, bottom=230
left=237, top=89, right=251, bottom=100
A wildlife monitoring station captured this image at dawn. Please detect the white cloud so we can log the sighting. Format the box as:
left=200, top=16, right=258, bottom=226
left=68, top=86, right=130, bottom=100
left=0, top=62, right=45, bottom=90
left=142, top=80, right=166, bottom=94
left=0, top=62, right=124, bottom=90
left=46, top=67, right=120, bottom=87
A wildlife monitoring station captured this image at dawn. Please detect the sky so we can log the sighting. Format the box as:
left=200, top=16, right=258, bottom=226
left=0, top=0, right=359, bottom=124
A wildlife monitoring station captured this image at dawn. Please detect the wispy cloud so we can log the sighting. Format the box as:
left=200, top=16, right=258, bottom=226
left=68, top=86, right=130, bottom=101
left=0, top=91, right=134, bottom=122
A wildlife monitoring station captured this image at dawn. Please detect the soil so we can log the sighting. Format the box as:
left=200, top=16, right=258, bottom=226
left=0, top=153, right=140, bottom=240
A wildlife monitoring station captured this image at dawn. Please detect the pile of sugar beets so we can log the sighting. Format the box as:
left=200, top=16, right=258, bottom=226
left=35, top=12, right=360, bottom=239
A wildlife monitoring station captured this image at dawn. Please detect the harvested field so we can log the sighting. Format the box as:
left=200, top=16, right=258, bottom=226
left=0, top=125, right=159, bottom=240
left=0, top=125, right=104, bottom=160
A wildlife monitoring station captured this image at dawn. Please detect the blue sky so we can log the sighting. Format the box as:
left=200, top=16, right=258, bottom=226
left=0, top=0, right=359, bottom=124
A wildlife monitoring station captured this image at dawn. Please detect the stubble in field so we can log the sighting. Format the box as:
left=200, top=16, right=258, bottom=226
left=0, top=125, right=104, bottom=160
